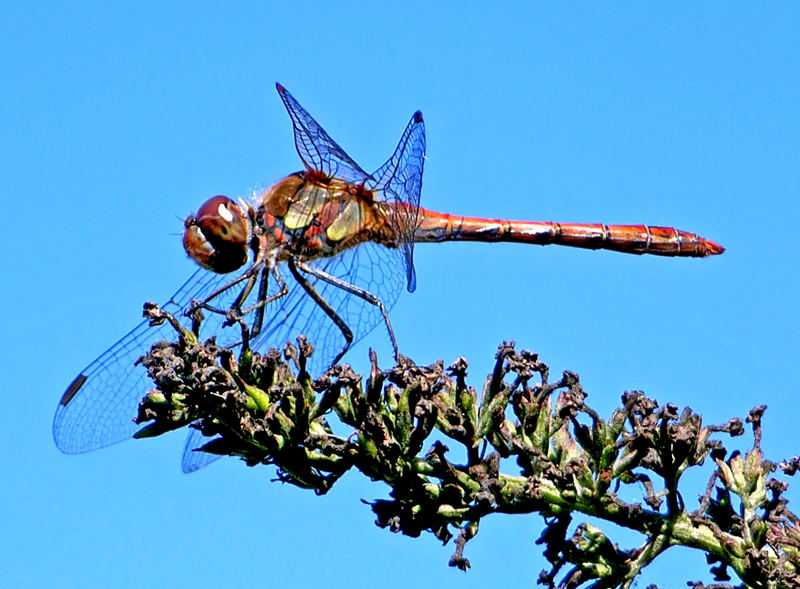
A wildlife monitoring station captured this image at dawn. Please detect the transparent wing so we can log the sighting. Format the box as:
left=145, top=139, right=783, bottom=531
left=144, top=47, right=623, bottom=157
left=368, top=111, right=426, bottom=293
left=52, top=267, right=255, bottom=455
left=54, top=244, right=405, bottom=466
left=276, top=83, right=370, bottom=183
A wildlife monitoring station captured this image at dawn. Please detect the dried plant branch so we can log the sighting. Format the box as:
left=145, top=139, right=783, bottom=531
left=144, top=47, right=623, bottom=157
left=133, top=303, right=800, bottom=588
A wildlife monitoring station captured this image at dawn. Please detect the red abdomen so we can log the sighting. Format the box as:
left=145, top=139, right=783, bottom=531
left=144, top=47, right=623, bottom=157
left=413, top=209, right=724, bottom=257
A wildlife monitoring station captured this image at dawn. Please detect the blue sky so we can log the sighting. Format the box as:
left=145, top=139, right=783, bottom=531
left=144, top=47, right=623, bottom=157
left=2, top=3, right=798, bottom=587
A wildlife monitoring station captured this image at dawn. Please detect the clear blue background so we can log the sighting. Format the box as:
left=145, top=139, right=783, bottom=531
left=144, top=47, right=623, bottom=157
left=2, top=3, right=798, bottom=587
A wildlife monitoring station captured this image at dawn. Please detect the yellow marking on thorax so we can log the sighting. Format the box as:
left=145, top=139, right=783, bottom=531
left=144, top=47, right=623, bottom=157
left=283, top=185, right=326, bottom=229
left=326, top=199, right=364, bottom=242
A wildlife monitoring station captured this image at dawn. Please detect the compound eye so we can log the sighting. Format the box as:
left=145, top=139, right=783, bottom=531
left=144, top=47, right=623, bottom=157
left=183, top=195, right=249, bottom=274
left=195, top=196, right=245, bottom=241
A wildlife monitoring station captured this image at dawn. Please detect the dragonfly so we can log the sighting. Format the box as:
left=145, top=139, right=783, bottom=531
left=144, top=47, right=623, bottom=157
left=53, top=83, right=724, bottom=473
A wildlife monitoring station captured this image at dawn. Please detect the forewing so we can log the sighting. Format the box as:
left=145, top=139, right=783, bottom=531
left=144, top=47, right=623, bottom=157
left=52, top=268, right=247, bottom=454
left=368, top=111, right=426, bottom=292
left=276, top=83, right=370, bottom=183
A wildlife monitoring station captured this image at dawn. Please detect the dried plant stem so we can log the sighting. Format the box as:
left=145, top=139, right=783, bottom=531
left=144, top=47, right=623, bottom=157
left=133, top=304, right=800, bottom=589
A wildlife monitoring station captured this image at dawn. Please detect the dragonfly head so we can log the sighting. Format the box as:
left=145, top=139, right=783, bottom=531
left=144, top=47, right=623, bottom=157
left=183, top=195, right=250, bottom=274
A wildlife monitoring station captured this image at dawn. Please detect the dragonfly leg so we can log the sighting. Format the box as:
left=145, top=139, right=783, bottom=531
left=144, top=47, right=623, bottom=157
left=292, top=259, right=400, bottom=363
left=241, top=265, right=289, bottom=341
left=184, top=263, right=264, bottom=346
left=204, top=264, right=290, bottom=349
left=288, top=258, right=354, bottom=366
left=186, top=267, right=256, bottom=320
left=223, top=269, right=263, bottom=349
left=243, top=267, right=270, bottom=342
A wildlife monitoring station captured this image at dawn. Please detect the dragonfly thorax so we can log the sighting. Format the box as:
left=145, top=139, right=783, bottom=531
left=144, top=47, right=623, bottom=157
left=254, top=173, right=401, bottom=262
left=183, top=195, right=251, bottom=274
